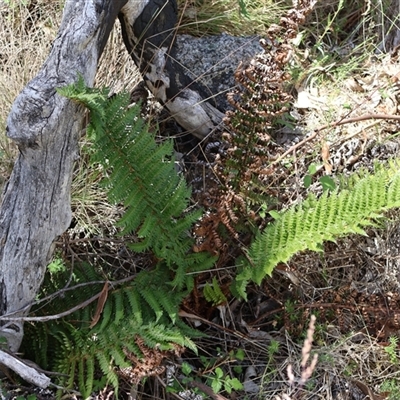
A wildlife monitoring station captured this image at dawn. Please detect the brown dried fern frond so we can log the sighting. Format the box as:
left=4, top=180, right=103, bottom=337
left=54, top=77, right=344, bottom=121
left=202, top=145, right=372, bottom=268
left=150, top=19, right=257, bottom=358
left=195, top=0, right=317, bottom=254
left=119, top=337, right=184, bottom=385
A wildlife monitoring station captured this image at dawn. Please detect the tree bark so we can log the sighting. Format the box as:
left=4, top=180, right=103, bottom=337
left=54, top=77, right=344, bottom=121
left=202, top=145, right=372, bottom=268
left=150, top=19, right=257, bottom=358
left=118, top=0, right=224, bottom=139
left=0, top=0, right=127, bottom=353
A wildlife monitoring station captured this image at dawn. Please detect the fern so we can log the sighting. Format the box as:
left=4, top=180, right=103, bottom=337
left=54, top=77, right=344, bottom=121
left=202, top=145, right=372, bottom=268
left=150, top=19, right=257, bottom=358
left=24, top=265, right=200, bottom=397
left=234, top=160, right=400, bottom=294
left=58, top=76, right=215, bottom=290
left=20, top=78, right=219, bottom=397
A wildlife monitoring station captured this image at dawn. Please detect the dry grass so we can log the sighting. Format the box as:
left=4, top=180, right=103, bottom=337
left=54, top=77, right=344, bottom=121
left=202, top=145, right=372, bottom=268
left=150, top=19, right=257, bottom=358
left=0, top=0, right=141, bottom=225
left=177, top=0, right=289, bottom=36
left=1, top=1, right=400, bottom=399
left=0, top=0, right=60, bottom=184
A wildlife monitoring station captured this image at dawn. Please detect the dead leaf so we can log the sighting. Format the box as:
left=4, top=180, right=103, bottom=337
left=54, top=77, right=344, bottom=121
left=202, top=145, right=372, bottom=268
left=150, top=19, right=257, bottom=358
left=344, top=77, right=364, bottom=92
left=351, top=379, right=386, bottom=400
left=275, top=264, right=300, bottom=285
left=321, top=141, right=332, bottom=174
left=89, top=281, right=109, bottom=329
left=294, top=86, right=328, bottom=110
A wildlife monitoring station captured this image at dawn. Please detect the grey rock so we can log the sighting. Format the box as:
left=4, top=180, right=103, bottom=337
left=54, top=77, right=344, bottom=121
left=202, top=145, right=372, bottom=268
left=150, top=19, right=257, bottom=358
left=175, top=33, right=263, bottom=112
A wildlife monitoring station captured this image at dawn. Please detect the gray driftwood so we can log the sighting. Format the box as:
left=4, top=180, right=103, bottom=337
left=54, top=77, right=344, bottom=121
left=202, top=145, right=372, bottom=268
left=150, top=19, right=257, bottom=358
left=0, top=350, right=50, bottom=388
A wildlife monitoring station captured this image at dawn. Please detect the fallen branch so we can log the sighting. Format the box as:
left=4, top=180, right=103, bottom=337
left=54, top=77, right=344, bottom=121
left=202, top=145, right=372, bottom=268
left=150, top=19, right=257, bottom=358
left=0, top=350, right=51, bottom=388
left=0, top=275, right=136, bottom=320
left=274, top=113, right=400, bottom=164
left=0, top=292, right=102, bottom=323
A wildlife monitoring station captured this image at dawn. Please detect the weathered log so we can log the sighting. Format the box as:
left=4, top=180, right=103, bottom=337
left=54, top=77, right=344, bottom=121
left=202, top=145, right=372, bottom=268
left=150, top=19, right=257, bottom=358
left=118, top=0, right=225, bottom=139
left=0, top=0, right=127, bottom=353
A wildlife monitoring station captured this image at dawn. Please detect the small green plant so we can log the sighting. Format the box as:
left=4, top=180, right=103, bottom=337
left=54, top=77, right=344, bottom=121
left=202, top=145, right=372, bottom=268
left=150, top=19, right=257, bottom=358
left=384, top=335, right=399, bottom=365
left=174, top=349, right=244, bottom=396
left=207, top=366, right=243, bottom=394
left=285, top=300, right=299, bottom=325
left=303, top=163, right=336, bottom=192
left=267, top=340, right=280, bottom=365
left=343, top=359, right=358, bottom=377
left=381, top=379, right=400, bottom=400
left=47, top=257, right=67, bottom=274
left=258, top=202, right=269, bottom=219
left=224, top=347, right=246, bottom=381
left=261, top=339, right=280, bottom=384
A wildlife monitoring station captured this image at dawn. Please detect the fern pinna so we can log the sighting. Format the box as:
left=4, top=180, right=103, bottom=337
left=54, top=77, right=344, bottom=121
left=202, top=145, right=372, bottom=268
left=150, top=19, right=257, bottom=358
left=25, top=79, right=217, bottom=396
left=233, top=160, right=400, bottom=298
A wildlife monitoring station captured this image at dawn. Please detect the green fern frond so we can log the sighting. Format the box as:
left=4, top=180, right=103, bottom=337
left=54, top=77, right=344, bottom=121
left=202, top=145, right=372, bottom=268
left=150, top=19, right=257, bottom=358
left=204, top=277, right=227, bottom=306
left=113, top=290, right=124, bottom=325
left=58, top=77, right=215, bottom=288
left=78, top=356, right=95, bottom=399
left=96, top=350, right=119, bottom=391
left=98, top=298, right=113, bottom=332
left=239, top=160, right=400, bottom=286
